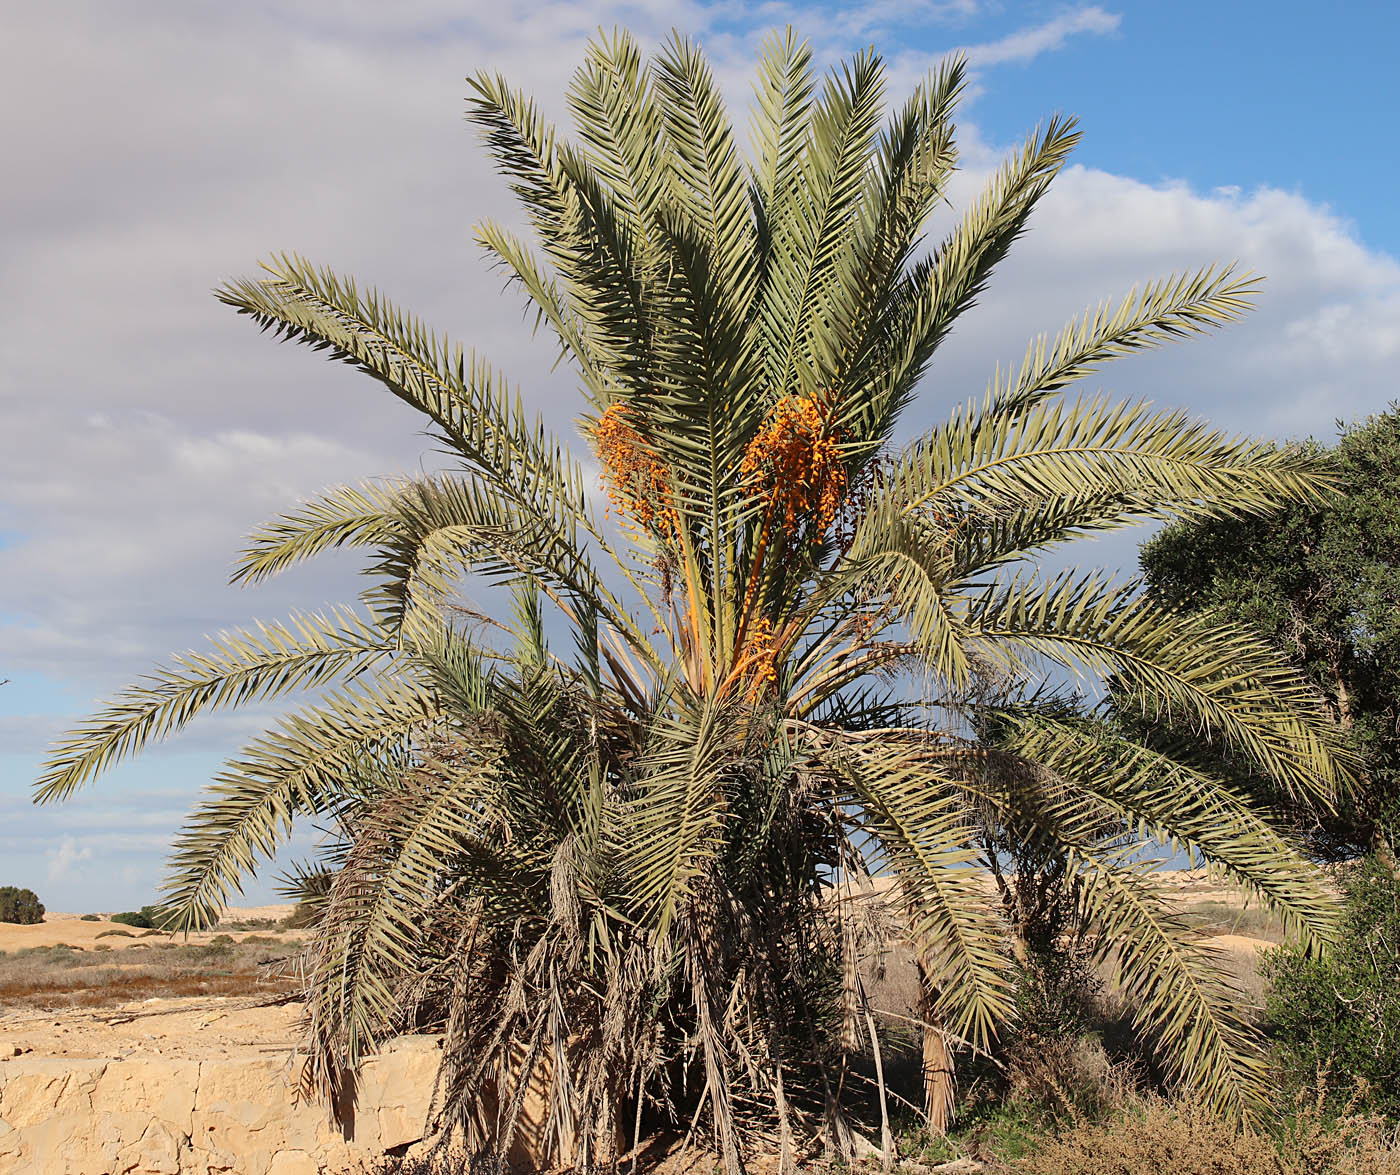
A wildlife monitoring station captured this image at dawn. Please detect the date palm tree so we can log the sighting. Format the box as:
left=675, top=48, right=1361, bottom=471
left=37, top=28, right=1355, bottom=1171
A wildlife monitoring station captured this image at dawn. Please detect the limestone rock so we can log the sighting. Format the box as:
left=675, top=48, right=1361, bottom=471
left=0, top=1036, right=442, bottom=1175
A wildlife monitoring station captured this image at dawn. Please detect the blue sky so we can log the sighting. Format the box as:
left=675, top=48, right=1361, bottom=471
left=924, top=3, right=1397, bottom=258
left=1, top=1, right=1397, bottom=911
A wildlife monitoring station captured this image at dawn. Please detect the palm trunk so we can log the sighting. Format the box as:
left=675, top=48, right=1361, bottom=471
left=917, top=962, right=955, bottom=1135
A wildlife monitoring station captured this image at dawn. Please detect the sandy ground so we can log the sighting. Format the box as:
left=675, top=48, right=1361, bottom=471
left=2, top=994, right=306, bottom=1061
left=1204, top=933, right=1276, bottom=955
left=0, top=905, right=300, bottom=954
left=0, top=905, right=308, bottom=1062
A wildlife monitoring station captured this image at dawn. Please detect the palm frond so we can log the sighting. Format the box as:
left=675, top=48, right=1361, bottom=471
left=35, top=608, right=392, bottom=802
left=828, top=732, right=1013, bottom=1049
left=159, top=680, right=441, bottom=931
left=1000, top=711, right=1340, bottom=947
left=969, top=571, right=1359, bottom=804
left=864, top=116, right=1080, bottom=443
left=308, top=755, right=505, bottom=1088
left=881, top=393, right=1336, bottom=530
left=748, top=27, right=815, bottom=227
left=617, top=691, right=747, bottom=937
left=467, top=72, right=658, bottom=397
left=1068, top=846, right=1270, bottom=1120
left=987, top=266, right=1260, bottom=415
left=654, top=32, right=758, bottom=317
left=233, top=480, right=404, bottom=585
left=759, top=46, right=886, bottom=398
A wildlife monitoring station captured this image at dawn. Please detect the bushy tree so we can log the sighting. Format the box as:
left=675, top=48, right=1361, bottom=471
left=1140, top=408, right=1400, bottom=866
left=36, top=28, right=1356, bottom=1168
left=0, top=885, right=44, bottom=925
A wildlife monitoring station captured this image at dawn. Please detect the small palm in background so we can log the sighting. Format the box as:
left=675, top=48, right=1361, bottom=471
left=37, top=28, right=1357, bottom=1172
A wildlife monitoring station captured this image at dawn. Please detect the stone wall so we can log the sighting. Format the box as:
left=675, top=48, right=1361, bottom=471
left=0, top=1036, right=441, bottom=1175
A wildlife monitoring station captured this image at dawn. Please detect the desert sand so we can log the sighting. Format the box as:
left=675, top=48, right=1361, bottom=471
left=0, top=904, right=301, bottom=954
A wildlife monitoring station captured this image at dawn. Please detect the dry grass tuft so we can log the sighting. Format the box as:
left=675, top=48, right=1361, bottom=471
left=1180, top=900, right=1286, bottom=941
left=1004, top=1035, right=1137, bottom=1125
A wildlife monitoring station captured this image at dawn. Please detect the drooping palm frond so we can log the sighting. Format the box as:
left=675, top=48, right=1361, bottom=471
left=1067, top=846, right=1270, bottom=1120
left=967, top=571, right=1355, bottom=803
left=160, top=679, right=443, bottom=932
left=826, top=732, right=1013, bottom=1049
left=39, top=27, right=1361, bottom=1172
left=997, top=711, right=1340, bottom=945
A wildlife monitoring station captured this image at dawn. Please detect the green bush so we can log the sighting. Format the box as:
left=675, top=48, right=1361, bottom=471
left=280, top=898, right=322, bottom=930
left=109, top=905, right=172, bottom=931
left=80, top=913, right=100, bottom=921
left=110, top=910, right=155, bottom=929
left=0, top=886, right=45, bottom=925
left=1263, top=856, right=1400, bottom=1120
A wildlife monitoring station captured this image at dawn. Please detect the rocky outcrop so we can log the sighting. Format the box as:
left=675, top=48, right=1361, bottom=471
left=0, top=1036, right=441, bottom=1175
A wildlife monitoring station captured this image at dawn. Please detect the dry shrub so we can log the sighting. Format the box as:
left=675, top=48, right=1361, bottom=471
left=372, top=1143, right=470, bottom=1174
left=1280, top=1077, right=1400, bottom=1175
left=1006, top=1096, right=1400, bottom=1175
left=1181, top=899, right=1285, bottom=941
left=1004, top=1035, right=1136, bottom=1125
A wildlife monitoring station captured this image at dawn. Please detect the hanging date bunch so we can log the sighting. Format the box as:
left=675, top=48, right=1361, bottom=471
left=740, top=393, right=847, bottom=549
left=592, top=402, right=680, bottom=540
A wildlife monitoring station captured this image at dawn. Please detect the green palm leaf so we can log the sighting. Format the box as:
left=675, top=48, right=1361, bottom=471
left=35, top=608, right=392, bottom=802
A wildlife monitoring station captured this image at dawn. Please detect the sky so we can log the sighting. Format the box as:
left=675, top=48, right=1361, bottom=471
left=2, top=1, right=1397, bottom=912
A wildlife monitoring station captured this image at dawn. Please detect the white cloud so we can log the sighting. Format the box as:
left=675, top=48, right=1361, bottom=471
left=919, top=156, right=1400, bottom=441
left=46, top=836, right=94, bottom=885
left=962, top=6, right=1120, bottom=67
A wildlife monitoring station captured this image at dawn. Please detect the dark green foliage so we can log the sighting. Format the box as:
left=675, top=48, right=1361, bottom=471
left=1007, top=947, right=1103, bottom=1050
left=1262, top=857, right=1400, bottom=1120
left=109, top=906, right=168, bottom=930
left=0, top=886, right=45, bottom=925
left=80, top=913, right=100, bottom=921
left=1140, top=407, right=1400, bottom=859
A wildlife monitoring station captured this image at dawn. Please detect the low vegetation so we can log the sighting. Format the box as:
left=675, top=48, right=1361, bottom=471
left=0, top=935, right=298, bottom=1009
left=1264, top=858, right=1400, bottom=1120
left=109, top=905, right=170, bottom=930
left=216, top=915, right=282, bottom=931
left=997, top=1095, right=1400, bottom=1175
